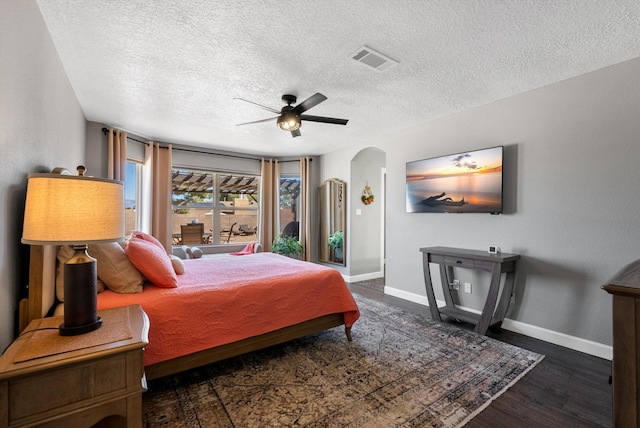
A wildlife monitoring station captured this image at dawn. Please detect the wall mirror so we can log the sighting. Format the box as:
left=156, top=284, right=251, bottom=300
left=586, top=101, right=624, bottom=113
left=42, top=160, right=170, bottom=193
left=318, top=178, right=346, bottom=266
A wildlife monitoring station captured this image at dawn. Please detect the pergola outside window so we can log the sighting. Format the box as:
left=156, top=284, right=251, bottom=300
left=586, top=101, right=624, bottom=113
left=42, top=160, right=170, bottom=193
left=171, top=169, right=259, bottom=245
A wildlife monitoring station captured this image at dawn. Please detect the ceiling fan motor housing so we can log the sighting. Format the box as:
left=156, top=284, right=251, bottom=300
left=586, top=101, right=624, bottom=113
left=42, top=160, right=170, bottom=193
left=282, top=94, right=297, bottom=105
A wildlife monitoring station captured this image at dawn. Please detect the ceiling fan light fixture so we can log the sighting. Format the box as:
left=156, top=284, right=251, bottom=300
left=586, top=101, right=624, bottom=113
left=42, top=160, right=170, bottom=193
left=277, top=113, right=300, bottom=131
left=236, top=93, right=347, bottom=138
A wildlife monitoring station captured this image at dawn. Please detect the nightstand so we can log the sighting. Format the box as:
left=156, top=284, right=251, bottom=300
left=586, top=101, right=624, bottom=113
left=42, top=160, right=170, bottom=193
left=0, top=304, right=149, bottom=428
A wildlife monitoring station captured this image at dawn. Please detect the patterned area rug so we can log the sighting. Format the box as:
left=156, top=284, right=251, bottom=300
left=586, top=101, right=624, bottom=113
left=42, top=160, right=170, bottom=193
left=143, top=294, right=543, bottom=427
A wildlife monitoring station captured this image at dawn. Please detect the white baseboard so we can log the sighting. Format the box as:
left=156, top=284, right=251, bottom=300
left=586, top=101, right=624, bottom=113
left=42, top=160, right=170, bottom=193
left=384, top=286, right=612, bottom=361
left=343, top=271, right=384, bottom=283
left=384, top=286, right=431, bottom=306
left=500, top=319, right=612, bottom=360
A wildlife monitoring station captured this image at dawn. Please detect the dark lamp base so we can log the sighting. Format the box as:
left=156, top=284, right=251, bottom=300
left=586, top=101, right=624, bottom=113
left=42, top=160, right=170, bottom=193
left=61, top=245, right=101, bottom=336
left=59, top=316, right=103, bottom=336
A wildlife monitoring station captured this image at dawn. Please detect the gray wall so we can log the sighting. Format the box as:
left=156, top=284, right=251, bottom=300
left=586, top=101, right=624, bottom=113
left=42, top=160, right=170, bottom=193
left=0, top=0, right=86, bottom=351
left=350, top=148, right=385, bottom=276
left=322, top=57, right=640, bottom=354
left=85, top=121, right=109, bottom=178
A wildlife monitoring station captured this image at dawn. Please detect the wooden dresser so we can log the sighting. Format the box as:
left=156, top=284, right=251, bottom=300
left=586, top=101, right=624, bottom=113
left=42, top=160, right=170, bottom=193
left=602, top=260, right=640, bottom=428
left=0, top=305, right=149, bottom=428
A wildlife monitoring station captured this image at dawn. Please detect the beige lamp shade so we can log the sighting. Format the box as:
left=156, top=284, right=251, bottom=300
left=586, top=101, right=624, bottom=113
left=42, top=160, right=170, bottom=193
left=22, top=174, right=125, bottom=245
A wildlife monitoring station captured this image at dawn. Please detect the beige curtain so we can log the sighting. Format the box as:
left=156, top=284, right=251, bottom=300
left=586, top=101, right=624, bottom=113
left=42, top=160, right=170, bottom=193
left=144, top=142, right=173, bottom=252
left=258, top=159, right=280, bottom=252
left=299, top=157, right=311, bottom=261
left=107, top=128, right=127, bottom=181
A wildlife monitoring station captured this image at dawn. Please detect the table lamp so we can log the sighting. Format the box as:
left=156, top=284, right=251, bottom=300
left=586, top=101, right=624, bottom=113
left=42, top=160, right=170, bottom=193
left=21, top=167, right=124, bottom=335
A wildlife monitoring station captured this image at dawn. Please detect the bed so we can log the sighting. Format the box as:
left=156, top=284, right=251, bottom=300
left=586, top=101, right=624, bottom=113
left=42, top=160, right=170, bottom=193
left=19, top=242, right=360, bottom=381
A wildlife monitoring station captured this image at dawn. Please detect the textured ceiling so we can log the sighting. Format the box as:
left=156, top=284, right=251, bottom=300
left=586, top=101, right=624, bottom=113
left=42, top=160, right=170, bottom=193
left=36, top=0, right=640, bottom=156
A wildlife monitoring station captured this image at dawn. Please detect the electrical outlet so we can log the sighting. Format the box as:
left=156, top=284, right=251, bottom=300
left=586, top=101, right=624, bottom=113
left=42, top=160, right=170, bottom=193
left=464, top=282, right=472, bottom=294
left=451, top=279, right=460, bottom=290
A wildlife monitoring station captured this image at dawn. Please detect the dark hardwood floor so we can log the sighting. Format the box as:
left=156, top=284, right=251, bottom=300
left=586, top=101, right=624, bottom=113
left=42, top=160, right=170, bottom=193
left=347, top=279, right=612, bottom=428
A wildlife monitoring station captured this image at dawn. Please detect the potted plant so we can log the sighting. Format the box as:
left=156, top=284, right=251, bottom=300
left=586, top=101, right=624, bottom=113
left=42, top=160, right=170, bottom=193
left=328, top=230, right=344, bottom=261
left=271, top=234, right=303, bottom=259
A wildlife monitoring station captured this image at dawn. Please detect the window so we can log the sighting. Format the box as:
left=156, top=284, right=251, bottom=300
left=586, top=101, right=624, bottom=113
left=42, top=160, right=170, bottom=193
left=279, top=176, right=300, bottom=238
left=171, top=169, right=259, bottom=245
left=124, top=161, right=143, bottom=236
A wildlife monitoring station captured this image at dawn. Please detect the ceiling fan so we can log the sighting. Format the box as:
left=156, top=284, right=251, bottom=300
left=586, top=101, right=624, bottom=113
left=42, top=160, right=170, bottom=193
left=235, top=93, right=349, bottom=138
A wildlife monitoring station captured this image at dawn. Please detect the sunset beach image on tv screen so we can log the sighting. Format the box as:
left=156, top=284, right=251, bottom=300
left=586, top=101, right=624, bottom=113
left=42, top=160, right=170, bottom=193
left=406, top=146, right=503, bottom=213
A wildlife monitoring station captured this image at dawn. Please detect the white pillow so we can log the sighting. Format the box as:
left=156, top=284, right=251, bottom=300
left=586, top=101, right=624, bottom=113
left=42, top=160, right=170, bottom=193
left=187, top=246, right=203, bottom=259
left=172, top=245, right=191, bottom=260
left=169, top=254, right=186, bottom=274
left=88, top=242, right=144, bottom=293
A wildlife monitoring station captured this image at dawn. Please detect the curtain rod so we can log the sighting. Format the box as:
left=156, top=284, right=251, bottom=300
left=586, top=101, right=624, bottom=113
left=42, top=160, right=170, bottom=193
left=101, top=127, right=147, bottom=145
left=173, top=147, right=309, bottom=163
left=101, top=127, right=310, bottom=163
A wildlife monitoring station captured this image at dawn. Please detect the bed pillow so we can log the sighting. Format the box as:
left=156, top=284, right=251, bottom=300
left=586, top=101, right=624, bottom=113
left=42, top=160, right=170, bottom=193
left=187, top=246, right=203, bottom=259
left=169, top=254, right=186, bottom=274
left=131, top=230, right=165, bottom=250
left=88, top=242, right=144, bottom=293
left=125, top=237, right=178, bottom=288
left=172, top=245, right=191, bottom=260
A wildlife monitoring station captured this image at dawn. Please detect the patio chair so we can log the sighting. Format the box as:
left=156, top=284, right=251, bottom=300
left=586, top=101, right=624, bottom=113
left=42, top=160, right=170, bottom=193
left=222, top=222, right=237, bottom=243
left=181, top=223, right=205, bottom=245
left=282, top=221, right=299, bottom=239
left=238, top=224, right=257, bottom=235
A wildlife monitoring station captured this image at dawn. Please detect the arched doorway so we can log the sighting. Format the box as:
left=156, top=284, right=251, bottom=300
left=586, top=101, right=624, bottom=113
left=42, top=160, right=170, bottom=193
left=349, top=147, right=386, bottom=280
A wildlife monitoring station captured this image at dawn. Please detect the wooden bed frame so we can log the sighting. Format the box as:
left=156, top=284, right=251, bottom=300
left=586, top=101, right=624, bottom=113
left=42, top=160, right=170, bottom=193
left=20, top=245, right=352, bottom=380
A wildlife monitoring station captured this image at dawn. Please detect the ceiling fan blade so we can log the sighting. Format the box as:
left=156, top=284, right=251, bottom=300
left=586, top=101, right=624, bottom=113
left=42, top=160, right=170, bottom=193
left=300, top=114, right=349, bottom=125
left=236, top=117, right=276, bottom=126
left=233, top=98, right=280, bottom=114
left=291, top=129, right=301, bottom=138
left=292, top=93, right=327, bottom=114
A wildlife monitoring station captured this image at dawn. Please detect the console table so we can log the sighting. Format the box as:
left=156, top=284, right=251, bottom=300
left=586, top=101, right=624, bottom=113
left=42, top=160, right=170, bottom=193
left=420, top=247, right=520, bottom=335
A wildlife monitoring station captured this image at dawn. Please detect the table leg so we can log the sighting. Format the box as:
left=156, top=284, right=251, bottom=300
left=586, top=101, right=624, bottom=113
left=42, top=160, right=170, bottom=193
left=422, top=254, right=442, bottom=322
left=491, top=268, right=516, bottom=326
left=439, top=264, right=457, bottom=309
left=475, top=263, right=502, bottom=335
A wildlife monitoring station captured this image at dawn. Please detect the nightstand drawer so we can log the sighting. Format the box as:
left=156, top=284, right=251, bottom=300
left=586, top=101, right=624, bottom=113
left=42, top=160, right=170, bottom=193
left=10, top=354, right=126, bottom=420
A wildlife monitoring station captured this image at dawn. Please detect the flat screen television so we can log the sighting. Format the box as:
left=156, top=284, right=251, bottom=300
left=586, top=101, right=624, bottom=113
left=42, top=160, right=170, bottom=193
left=406, top=146, right=503, bottom=214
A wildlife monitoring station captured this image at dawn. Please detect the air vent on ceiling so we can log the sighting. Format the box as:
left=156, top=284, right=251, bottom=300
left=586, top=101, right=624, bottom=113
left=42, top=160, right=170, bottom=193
left=351, top=45, right=398, bottom=72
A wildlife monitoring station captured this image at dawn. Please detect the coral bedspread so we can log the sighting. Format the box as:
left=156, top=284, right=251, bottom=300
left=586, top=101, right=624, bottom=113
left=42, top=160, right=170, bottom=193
left=96, top=253, right=360, bottom=366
